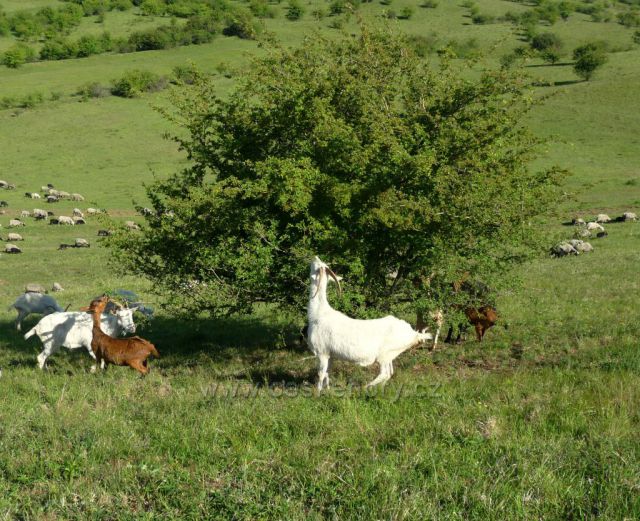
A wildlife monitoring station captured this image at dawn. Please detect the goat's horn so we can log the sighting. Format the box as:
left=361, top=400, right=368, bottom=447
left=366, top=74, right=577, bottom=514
left=312, top=266, right=324, bottom=299
left=325, top=266, right=342, bottom=296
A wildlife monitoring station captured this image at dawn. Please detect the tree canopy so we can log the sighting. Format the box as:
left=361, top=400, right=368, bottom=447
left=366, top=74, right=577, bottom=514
left=109, top=25, right=565, bottom=319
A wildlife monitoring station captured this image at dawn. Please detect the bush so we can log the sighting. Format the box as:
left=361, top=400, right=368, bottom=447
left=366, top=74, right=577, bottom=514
left=223, top=10, right=260, bottom=39
left=618, top=10, right=640, bottom=27
left=249, top=0, right=276, bottom=18
left=140, top=0, right=164, bottom=16
left=471, top=13, right=495, bottom=24
left=173, top=63, right=200, bottom=84
left=408, top=32, right=439, bottom=57
left=77, top=32, right=113, bottom=56
left=111, top=69, right=166, bottom=97
left=77, top=82, right=111, bottom=100
left=2, top=43, right=36, bottom=68
left=312, top=7, right=328, bottom=19
left=531, top=32, right=563, bottom=63
left=421, top=0, right=438, bottom=7
left=40, top=38, right=79, bottom=60
left=399, top=6, right=414, bottom=19
left=286, top=0, right=305, bottom=20
left=109, top=25, right=565, bottom=318
left=633, top=30, right=640, bottom=44
left=573, top=42, right=608, bottom=80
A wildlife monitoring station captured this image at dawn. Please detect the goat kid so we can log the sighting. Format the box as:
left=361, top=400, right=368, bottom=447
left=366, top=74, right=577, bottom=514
left=87, top=296, right=158, bottom=374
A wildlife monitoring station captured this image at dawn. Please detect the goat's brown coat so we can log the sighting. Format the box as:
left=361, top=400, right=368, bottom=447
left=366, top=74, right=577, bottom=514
left=88, top=296, right=159, bottom=374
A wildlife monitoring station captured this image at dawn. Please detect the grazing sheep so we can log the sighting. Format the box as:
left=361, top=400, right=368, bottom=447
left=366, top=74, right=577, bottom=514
left=49, top=218, right=60, bottom=225
left=596, top=214, right=611, bottom=223
left=71, top=193, right=85, bottom=201
left=596, top=231, right=608, bottom=238
left=576, top=241, right=593, bottom=253
left=551, top=242, right=579, bottom=257
left=586, top=222, right=604, bottom=232
left=24, top=305, right=138, bottom=370
left=33, top=209, right=47, bottom=220
left=52, top=282, right=64, bottom=292
left=140, top=207, right=154, bottom=216
left=20, top=210, right=30, bottom=218
left=0, top=201, right=8, bottom=207
left=572, top=217, right=585, bottom=225
left=86, top=296, right=159, bottom=375
left=58, top=243, right=75, bottom=250
left=72, top=208, right=84, bottom=218
left=5, top=243, right=22, bottom=254
left=307, top=257, right=432, bottom=389
left=6, top=184, right=15, bottom=190
left=58, top=216, right=74, bottom=225
left=125, top=221, right=140, bottom=231
left=47, top=211, right=54, bottom=216
left=8, top=292, right=63, bottom=330
left=74, top=238, right=90, bottom=248
left=25, top=192, right=40, bottom=199
left=622, top=212, right=637, bottom=222
left=47, top=188, right=59, bottom=196
left=25, top=283, right=46, bottom=294
left=9, top=219, right=25, bottom=227
left=7, top=232, right=23, bottom=242
left=0, top=180, right=8, bottom=188
left=46, top=195, right=58, bottom=203
left=40, top=186, right=49, bottom=192
left=86, top=208, right=101, bottom=215
left=97, top=229, right=112, bottom=236
left=58, top=191, right=70, bottom=199
left=74, top=218, right=86, bottom=225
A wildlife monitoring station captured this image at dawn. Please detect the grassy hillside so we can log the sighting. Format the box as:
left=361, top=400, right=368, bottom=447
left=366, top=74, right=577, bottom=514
left=1, top=0, right=640, bottom=517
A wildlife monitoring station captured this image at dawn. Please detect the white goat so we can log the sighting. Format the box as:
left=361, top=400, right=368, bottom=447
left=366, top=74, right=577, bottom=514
left=58, top=216, right=74, bottom=225
left=307, top=257, right=432, bottom=390
left=8, top=293, right=64, bottom=331
left=24, top=307, right=138, bottom=370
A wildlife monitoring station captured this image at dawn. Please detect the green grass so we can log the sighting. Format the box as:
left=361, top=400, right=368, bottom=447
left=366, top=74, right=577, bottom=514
left=1, top=0, right=640, bottom=517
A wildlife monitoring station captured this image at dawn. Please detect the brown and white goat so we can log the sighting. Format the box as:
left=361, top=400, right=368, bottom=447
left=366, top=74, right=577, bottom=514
left=87, top=296, right=159, bottom=374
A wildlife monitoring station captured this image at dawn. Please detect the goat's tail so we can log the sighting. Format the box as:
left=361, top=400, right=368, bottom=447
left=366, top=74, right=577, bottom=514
left=24, top=327, right=37, bottom=340
left=149, top=344, right=160, bottom=358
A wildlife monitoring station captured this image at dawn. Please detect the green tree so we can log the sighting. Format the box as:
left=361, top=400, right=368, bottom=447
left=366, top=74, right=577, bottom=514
left=573, top=42, right=607, bottom=80
left=108, top=26, right=564, bottom=318
left=530, top=32, right=563, bottom=64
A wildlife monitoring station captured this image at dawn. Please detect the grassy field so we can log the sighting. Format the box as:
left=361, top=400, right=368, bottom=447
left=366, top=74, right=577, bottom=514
left=1, top=0, right=640, bottom=518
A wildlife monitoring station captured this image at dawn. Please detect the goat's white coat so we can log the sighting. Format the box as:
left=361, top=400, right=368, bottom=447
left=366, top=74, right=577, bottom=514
left=9, top=293, right=63, bottom=331
left=24, top=309, right=137, bottom=369
left=307, top=257, right=432, bottom=390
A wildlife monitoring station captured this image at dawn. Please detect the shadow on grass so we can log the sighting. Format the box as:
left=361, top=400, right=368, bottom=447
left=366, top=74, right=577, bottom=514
left=0, top=312, right=308, bottom=375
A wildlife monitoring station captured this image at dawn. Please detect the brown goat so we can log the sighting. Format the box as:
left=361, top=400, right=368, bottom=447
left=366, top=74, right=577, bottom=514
left=464, top=306, right=499, bottom=342
left=87, top=296, right=159, bottom=374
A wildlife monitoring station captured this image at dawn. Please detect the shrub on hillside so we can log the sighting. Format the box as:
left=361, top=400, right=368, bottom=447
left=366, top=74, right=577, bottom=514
left=111, top=69, right=166, bottom=97
left=573, top=42, right=608, bottom=80
left=108, top=25, right=565, bottom=318
left=2, top=43, right=37, bottom=68
left=399, top=6, right=414, bottom=18
left=77, top=82, right=112, bottom=100
left=286, top=0, right=305, bottom=20
left=223, top=10, right=261, bottom=39
left=408, top=32, right=439, bottom=56
left=421, top=0, right=438, bottom=7
left=471, top=12, right=495, bottom=24
left=140, top=0, right=165, bottom=16
left=531, top=32, right=563, bottom=63
left=249, top=0, right=277, bottom=18
left=40, top=38, right=79, bottom=60
left=618, top=10, right=640, bottom=27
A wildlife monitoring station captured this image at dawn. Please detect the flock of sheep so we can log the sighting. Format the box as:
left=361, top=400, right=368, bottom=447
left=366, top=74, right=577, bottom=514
left=551, top=212, right=637, bottom=257
left=0, top=180, right=112, bottom=254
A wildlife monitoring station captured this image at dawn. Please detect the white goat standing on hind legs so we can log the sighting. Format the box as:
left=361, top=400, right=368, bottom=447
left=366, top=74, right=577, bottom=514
left=307, top=257, right=433, bottom=390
